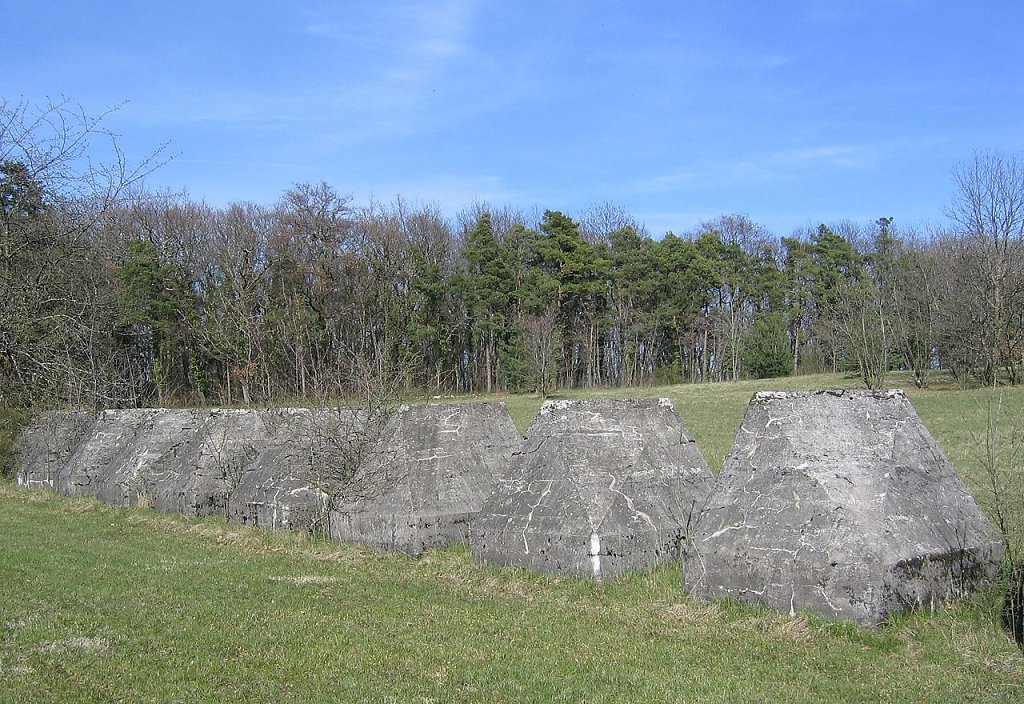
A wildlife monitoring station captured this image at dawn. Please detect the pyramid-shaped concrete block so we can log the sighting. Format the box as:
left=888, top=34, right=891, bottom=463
left=142, top=409, right=274, bottom=516
left=92, top=409, right=210, bottom=508
left=329, top=402, right=523, bottom=555
left=15, top=411, right=95, bottom=490
left=470, top=398, right=713, bottom=579
left=55, top=409, right=161, bottom=498
left=227, top=408, right=364, bottom=532
left=684, top=389, right=1003, bottom=625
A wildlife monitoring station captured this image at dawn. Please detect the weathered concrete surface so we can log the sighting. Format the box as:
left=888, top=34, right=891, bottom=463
left=90, top=409, right=211, bottom=508
left=470, top=398, right=713, bottom=579
left=17, top=408, right=271, bottom=515
left=330, top=402, right=522, bottom=555
left=227, top=409, right=362, bottom=532
left=14, top=411, right=95, bottom=489
left=142, top=409, right=273, bottom=516
left=55, top=409, right=160, bottom=498
left=684, top=389, right=1004, bottom=626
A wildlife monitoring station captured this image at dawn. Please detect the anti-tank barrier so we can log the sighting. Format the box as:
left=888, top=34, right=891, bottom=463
left=11, top=393, right=1005, bottom=627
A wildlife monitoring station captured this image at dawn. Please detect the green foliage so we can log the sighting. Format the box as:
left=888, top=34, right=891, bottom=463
left=741, top=313, right=794, bottom=379
left=0, top=159, right=99, bottom=407
left=652, top=357, right=683, bottom=386
left=116, top=238, right=195, bottom=404
left=4, top=98, right=1023, bottom=406
left=601, top=226, right=659, bottom=386
left=457, top=212, right=517, bottom=392
left=650, top=234, right=717, bottom=383
left=0, top=408, right=30, bottom=480
left=534, top=210, right=610, bottom=324
left=405, top=241, right=453, bottom=389
left=497, top=325, right=530, bottom=393
left=0, top=161, right=46, bottom=219
left=3, top=144, right=1022, bottom=407
left=811, top=224, right=865, bottom=312
left=117, top=239, right=178, bottom=330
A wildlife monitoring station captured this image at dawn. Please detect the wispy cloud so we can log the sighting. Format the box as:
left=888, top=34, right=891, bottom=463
left=627, top=171, right=698, bottom=194
left=301, top=22, right=345, bottom=39
left=780, top=145, right=879, bottom=168
left=798, top=0, right=919, bottom=26
left=627, top=144, right=877, bottom=198
left=126, top=90, right=309, bottom=129
left=132, top=1, right=495, bottom=150
left=392, top=0, right=477, bottom=58
left=723, top=143, right=883, bottom=183
left=296, top=0, right=494, bottom=143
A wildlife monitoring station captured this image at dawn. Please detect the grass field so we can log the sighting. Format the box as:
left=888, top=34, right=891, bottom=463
left=1, top=373, right=1023, bottom=702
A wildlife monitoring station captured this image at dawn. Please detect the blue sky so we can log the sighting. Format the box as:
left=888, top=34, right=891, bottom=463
left=5, top=0, right=1023, bottom=237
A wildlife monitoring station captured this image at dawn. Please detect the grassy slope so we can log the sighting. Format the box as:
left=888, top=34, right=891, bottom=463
left=1, top=373, right=1023, bottom=702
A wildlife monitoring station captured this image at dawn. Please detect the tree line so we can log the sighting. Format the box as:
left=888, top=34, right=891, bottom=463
left=2, top=99, right=1023, bottom=410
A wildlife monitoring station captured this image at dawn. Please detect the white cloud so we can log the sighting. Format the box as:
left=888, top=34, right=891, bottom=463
left=131, top=1, right=496, bottom=150
left=626, top=171, right=698, bottom=194
left=720, top=144, right=883, bottom=184
left=780, top=145, right=879, bottom=169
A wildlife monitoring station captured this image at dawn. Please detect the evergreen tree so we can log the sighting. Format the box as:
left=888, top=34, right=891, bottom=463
left=810, top=224, right=865, bottom=372
left=781, top=237, right=816, bottom=372
left=459, top=212, right=514, bottom=392
left=604, top=225, right=659, bottom=385
left=653, top=234, right=716, bottom=382
left=532, top=211, right=610, bottom=386
left=741, top=313, right=794, bottom=379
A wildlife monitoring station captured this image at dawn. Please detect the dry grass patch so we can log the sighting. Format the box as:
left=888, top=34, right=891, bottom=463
left=661, top=599, right=725, bottom=626
left=3, top=619, right=30, bottom=632
left=39, top=636, right=110, bottom=654
left=660, top=600, right=815, bottom=644
left=266, top=575, right=339, bottom=586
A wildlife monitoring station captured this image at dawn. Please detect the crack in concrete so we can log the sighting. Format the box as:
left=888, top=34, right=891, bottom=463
left=521, top=480, right=554, bottom=555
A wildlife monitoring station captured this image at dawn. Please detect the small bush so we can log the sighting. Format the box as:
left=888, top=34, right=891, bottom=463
left=0, top=408, right=31, bottom=480
left=741, top=314, right=794, bottom=380
left=1003, top=564, right=1024, bottom=646
left=653, top=357, right=683, bottom=386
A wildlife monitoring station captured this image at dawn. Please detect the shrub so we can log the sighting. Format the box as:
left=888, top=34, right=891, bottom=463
left=0, top=408, right=30, bottom=480
left=741, top=314, right=794, bottom=380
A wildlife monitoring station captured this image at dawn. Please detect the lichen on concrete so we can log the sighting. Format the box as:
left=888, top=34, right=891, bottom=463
left=92, top=409, right=209, bottom=508
left=329, top=402, right=522, bottom=555
left=470, top=398, right=713, bottom=579
left=226, top=408, right=363, bottom=533
left=143, top=409, right=273, bottom=516
left=684, top=389, right=1003, bottom=625
left=54, top=409, right=160, bottom=498
left=14, top=410, right=95, bottom=489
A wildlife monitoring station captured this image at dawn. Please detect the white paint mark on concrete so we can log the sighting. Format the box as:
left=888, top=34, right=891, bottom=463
left=590, top=532, right=602, bottom=580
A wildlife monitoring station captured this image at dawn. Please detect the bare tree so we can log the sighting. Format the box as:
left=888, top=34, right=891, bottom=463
left=195, top=203, right=273, bottom=405
left=886, top=229, right=940, bottom=388
left=0, top=98, right=167, bottom=409
left=970, top=390, right=1024, bottom=644
left=303, top=342, right=406, bottom=536
left=946, top=151, right=1024, bottom=384
left=835, top=278, right=888, bottom=389
left=579, top=201, right=647, bottom=245
left=523, top=309, right=560, bottom=398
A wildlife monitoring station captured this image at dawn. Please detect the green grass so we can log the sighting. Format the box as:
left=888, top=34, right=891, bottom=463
left=486, top=372, right=1024, bottom=484
left=466, top=371, right=862, bottom=469
left=1, top=485, right=1022, bottom=703
left=2, top=373, right=1023, bottom=702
